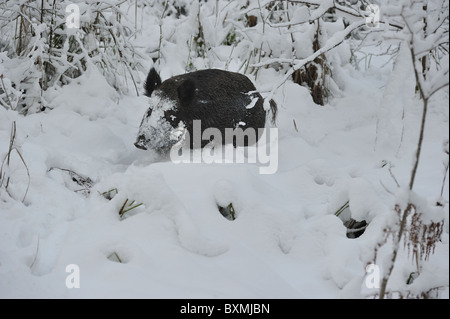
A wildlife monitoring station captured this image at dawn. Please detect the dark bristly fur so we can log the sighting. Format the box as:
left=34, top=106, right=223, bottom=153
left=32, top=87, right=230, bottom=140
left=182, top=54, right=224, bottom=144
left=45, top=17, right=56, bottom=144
left=144, top=68, right=162, bottom=97
left=136, top=68, right=277, bottom=152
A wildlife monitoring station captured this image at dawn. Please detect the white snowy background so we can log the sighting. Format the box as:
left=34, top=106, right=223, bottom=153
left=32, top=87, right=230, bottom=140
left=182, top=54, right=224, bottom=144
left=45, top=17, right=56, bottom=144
left=0, top=0, right=448, bottom=298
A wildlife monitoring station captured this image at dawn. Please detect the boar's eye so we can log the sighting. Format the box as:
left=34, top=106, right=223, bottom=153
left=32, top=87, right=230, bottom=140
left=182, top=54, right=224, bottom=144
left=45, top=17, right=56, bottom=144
left=164, top=110, right=177, bottom=126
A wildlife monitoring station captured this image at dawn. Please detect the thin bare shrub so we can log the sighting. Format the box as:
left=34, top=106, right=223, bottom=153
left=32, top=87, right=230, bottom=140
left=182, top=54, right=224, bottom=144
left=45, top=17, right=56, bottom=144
left=0, top=0, right=145, bottom=114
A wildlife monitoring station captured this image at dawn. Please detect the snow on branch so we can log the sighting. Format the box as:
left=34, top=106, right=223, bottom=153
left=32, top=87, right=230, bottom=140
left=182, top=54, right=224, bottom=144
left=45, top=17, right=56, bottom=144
left=267, top=0, right=357, bottom=28
left=285, top=0, right=322, bottom=5
left=426, top=56, right=449, bottom=98
left=268, top=1, right=402, bottom=29
left=309, top=0, right=334, bottom=21
left=257, top=19, right=367, bottom=109
left=376, top=0, right=449, bottom=298
left=401, top=4, right=449, bottom=100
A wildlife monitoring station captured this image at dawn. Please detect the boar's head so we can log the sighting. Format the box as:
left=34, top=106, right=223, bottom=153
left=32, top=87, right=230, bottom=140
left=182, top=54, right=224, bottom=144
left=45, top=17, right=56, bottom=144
left=134, top=68, right=194, bottom=153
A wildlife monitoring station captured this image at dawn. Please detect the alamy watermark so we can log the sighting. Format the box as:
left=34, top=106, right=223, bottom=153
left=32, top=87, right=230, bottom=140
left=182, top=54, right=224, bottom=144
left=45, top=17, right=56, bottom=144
left=365, top=4, right=380, bottom=28
left=168, top=120, right=279, bottom=175
left=66, top=4, right=80, bottom=29
left=67, top=3, right=380, bottom=29
left=65, top=264, right=80, bottom=289
left=365, top=264, right=381, bottom=289
left=65, top=263, right=380, bottom=291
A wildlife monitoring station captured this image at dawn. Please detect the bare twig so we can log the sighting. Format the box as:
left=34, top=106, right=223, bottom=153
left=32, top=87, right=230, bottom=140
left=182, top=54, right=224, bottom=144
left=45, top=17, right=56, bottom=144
left=0, top=121, right=30, bottom=203
left=157, top=0, right=169, bottom=66
left=379, top=203, right=415, bottom=299
left=256, top=19, right=366, bottom=108
left=439, top=140, right=449, bottom=200
left=0, top=74, right=13, bottom=110
left=379, top=3, right=449, bottom=298
left=388, top=163, right=401, bottom=188
left=30, top=235, right=40, bottom=270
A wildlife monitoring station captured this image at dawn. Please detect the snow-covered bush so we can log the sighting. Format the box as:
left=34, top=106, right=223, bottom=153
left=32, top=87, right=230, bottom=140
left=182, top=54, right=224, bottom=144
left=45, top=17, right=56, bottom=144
left=0, top=0, right=386, bottom=112
left=369, top=0, right=449, bottom=298
left=0, top=0, right=145, bottom=114
left=149, top=0, right=379, bottom=105
left=0, top=0, right=448, bottom=299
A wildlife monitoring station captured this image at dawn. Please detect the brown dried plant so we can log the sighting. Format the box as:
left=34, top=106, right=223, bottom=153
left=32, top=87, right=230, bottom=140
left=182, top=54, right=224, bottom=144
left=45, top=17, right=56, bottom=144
left=406, top=207, right=444, bottom=267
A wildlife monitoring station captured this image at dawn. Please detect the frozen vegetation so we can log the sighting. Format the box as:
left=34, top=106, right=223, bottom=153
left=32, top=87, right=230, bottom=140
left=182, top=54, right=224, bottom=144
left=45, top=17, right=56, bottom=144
left=0, top=0, right=448, bottom=298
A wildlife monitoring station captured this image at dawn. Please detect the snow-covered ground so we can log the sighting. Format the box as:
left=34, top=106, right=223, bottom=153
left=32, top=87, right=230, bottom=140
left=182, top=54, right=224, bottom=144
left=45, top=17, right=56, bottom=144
left=1, top=60, right=447, bottom=298
left=0, top=1, right=448, bottom=299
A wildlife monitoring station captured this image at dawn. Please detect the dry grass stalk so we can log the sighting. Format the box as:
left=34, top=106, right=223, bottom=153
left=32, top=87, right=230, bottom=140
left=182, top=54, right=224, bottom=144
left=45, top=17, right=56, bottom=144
left=0, top=121, right=30, bottom=203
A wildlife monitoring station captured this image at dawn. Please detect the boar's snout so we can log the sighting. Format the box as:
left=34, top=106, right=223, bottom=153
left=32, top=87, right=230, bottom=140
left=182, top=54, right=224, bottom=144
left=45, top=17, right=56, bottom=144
left=134, top=136, right=148, bottom=150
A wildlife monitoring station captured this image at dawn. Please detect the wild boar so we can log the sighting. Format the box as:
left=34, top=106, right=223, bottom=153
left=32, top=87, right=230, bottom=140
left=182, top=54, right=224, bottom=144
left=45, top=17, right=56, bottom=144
left=134, top=68, right=276, bottom=154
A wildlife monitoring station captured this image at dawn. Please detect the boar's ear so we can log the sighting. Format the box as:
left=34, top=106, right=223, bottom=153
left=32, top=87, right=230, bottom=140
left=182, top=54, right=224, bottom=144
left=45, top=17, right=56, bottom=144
left=144, top=68, right=162, bottom=97
left=177, top=79, right=196, bottom=106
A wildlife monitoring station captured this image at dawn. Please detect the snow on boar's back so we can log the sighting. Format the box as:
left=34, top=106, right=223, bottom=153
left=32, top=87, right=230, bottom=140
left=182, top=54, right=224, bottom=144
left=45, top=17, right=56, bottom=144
left=134, top=68, right=276, bottom=153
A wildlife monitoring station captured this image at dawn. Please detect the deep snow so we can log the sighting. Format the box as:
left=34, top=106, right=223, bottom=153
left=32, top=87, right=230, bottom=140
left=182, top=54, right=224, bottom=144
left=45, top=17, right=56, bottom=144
left=1, top=58, right=448, bottom=298
left=0, top=0, right=449, bottom=298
